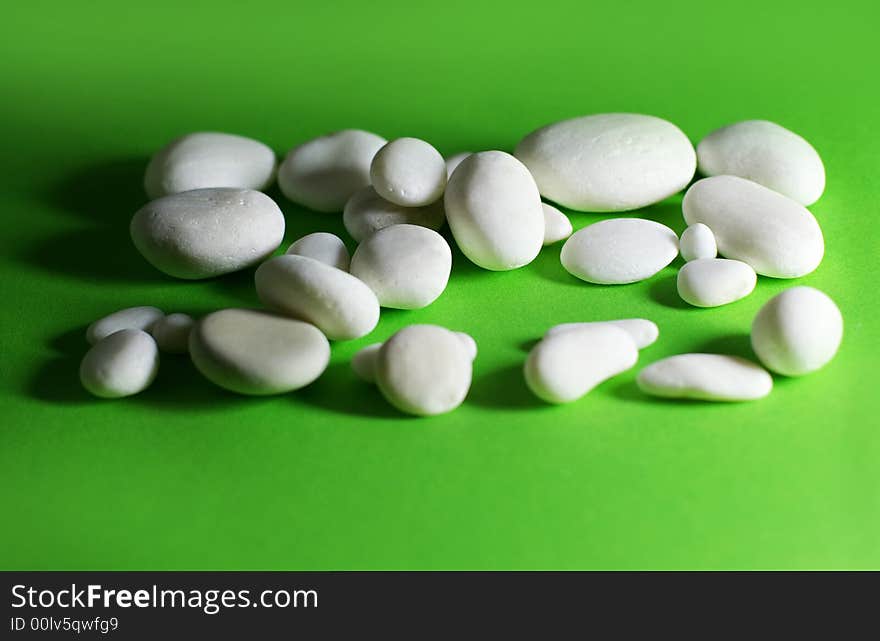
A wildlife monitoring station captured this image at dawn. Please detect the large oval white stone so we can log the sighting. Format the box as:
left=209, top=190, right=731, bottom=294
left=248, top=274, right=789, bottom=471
left=637, top=353, right=773, bottom=401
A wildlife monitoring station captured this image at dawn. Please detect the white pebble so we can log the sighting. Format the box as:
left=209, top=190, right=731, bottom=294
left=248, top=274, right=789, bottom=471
left=375, top=325, right=472, bottom=416
left=87, top=306, right=164, bottom=345
left=751, top=286, right=843, bottom=376
left=515, top=113, right=696, bottom=212
left=560, top=218, right=678, bottom=284
left=370, top=137, right=447, bottom=207
left=286, top=232, right=350, bottom=271
left=278, top=129, right=386, bottom=212
left=677, top=258, right=756, bottom=308
left=189, top=309, right=329, bottom=395
left=445, top=152, right=471, bottom=178
left=679, top=223, right=717, bottom=261
left=351, top=343, right=383, bottom=383
left=637, top=353, right=773, bottom=401
left=350, top=224, right=451, bottom=309
left=546, top=319, right=659, bottom=349
left=255, top=254, right=379, bottom=340
left=682, top=175, right=824, bottom=278
left=444, top=151, right=544, bottom=270
left=80, top=329, right=159, bottom=398
left=130, top=188, right=285, bottom=279
left=144, top=132, right=276, bottom=199
left=542, top=203, right=573, bottom=245
left=454, top=332, right=478, bottom=361
left=343, top=186, right=445, bottom=243
left=524, top=325, right=638, bottom=404
left=149, top=313, right=194, bottom=354
left=697, top=120, right=825, bottom=205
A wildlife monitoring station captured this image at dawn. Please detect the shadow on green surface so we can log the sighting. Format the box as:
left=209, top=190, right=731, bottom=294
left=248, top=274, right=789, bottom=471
left=691, top=332, right=755, bottom=360
left=468, top=363, right=545, bottom=410
left=649, top=274, right=689, bottom=309
left=296, top=362, right=404, bottom=419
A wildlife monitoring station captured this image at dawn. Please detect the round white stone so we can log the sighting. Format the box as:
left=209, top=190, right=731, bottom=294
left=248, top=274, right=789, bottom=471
left=351, top=342, right=383, bottom=383
left=189, top=308, right=330, bottom=395
left=444, top=151, right=544, bottom=271
left=144, top=132, right=276, bottom=199
left=677, top=258, right=756, bottom=308
left=375, top=325, right=472, bottom=416
left=130, top=188, right=285, bottom=279
left=86, top=306, right=164, bottom=345
left=445, top=152, right=471, bottom=178
left=560, top=218, right=679, bottom=284
left=546, top=319, right=659, bottom=349
left=679, top=223, right=717, bottom=262
left=515, top=113, right=696, bottom=212
left=286, top=232, right=350, bottom=271
left=149, top=313, right=194, bottom=354
left=342, top=186, right=445, bottom=243
left=277, top=129, right=387, bottom=212
left=370, top=137, right=447, bottom=207
left=682, top=175, right=824, bottom=278
left=524, top=325, right=638, bottom=404
left=751, top=286, right=843, bottom=377
left=80, top=329, right=160, bottom=398
left=637, top=353, right=772, bottom=401
left=696, top=120, right=825, bottom=206
left=349, top=224, right=451, bottom=309
left=542, top=203, right=572, bottom=245
left=255, top=254, right=379, bottom=340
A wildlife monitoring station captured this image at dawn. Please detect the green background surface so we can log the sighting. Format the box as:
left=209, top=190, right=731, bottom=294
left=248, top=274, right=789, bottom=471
left=2, top=0, right=878, bottom=570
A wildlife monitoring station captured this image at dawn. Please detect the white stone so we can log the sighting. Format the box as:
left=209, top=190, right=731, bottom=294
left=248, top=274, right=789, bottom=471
left=546, top=319, right=659, bottom=349
left=375, top=325, right=472, bottom=416
left=636, top=353, right=773, bottom=401
left=515, top=113, right=696, bottom=212
left=682, top=175, right=824, bottom=278
left=370, top=137, right=446, bottom=207
left=542, top=203, right=572, bottom=245
left=560, top=218, right=678, bottom=284
left=350, top=224, right=451, bottom=309
left=524, top=325, right=638, bottom=404
left=130, top=188, right=285, bottom=279
left=445, top=152, right=471, bottom=178
left=677, top=258, right=756, bottom=308
left=696, top=120, right=825, bottom=205
left=255, top=254, right=379, bottom=340
left=751, top=286, right=843, bottom=376
left=444, top=151, right=544, bottom=271
left=454, top=332, right=478, bottom=361
left=144, top=132, right=276, bottom=199
left=286, top=232, right=350, bottom=271
left=149, top=313, right=194, bottom=354
left=277, top=129, right=386, bottom=212
left=342, top=186, right=445, bottom=243
left=189, top=309, right=330, bottom=395
left=86, top=306, right=164, bottom=345
left=80, top=329, right=159, bottom=398
left=679, top=223, right=717, bottom=261
left=353, top=331, right=476, bottom=384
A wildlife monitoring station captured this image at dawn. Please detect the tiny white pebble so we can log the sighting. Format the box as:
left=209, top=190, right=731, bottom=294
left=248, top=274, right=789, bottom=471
left=679, top=223, right=717, bottom=261
left=541, top=203, right=573, bottom=245
left=286, top=232, right=350, bottom=271
left=444, top=152, right=471, bottom=178
left=150, top=313, right=194, bottom=354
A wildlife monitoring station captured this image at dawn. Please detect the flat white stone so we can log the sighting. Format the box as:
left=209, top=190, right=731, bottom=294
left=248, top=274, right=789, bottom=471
left=637, top=353, right=773, bottom=401
left=515, top=113, right=696, bottom=211
left=677, top=258, right=756, bottom=308
left=149, top=313, right=194, bottom=354
left=445, top=152, right=471, bottom=178
left=130, top=188, right=285, bottom=279
left=682, top=175, right=824, bottom=278
left=86, top=306, right=164, bottom=344
left=189, top=308, right=330, bottom=395
left=679, top=223, right=717, bottom=261
left=343, top=186, right=445, bottom=243
left=370, top=137, right=446, bottom=207
left=542, top=203, right=572, bottom=245
left=286, top=232, right=350, bottom=271
left=560, top=218, right=678, bottom=284
left=546, top=319, right=659, bottom=349
left=80, top=329, right=159, bottom=398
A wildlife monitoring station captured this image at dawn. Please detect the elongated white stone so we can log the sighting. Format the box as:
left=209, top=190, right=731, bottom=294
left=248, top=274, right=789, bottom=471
left=80, top=329, right=159, bottom=398
left=679, top=223, right=717, bottom=262
left=149, top=313, right=194, bottom=354
left=677, top=258, right=756, bottom=308
left=546, top=319, right=659, bottom=349
left=370, top=137, right=446, bottom=207
left=542, top=203, right=572, bottom=245
left=343, top=186, right=445, bottom=242
left=636, top=353, right=773, bottom=401
left=86, top=306, right=164, bottom=344
left=287, top=232, right=350, bottom=271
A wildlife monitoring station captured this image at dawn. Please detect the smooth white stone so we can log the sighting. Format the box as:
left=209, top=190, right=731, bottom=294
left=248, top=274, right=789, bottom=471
left=445, top=152, right=471, bottom=178
left=560, top=218, right=678, bottom=284
left=254, top=254, right=379, bottom=340
left=542, top=203, right=573, bottom=245
left=454, top=332, right=478, bottom=361
left=697, top=120, right=825, bottom=205
left=86, top=306, right=164, bottom=345
left=149, top=313, right=194, bottom=354
left=636, top=353, right=773, bottom=401
left=130, top=188, right=285, bottom=279
left=342, top=186, right=445, bottom=243
left=679, top=223, right=717, bottom=261
left=144, top=132, right=276, bottom=199
left=375, top=325, right=472, bottom=416
left=351, top=343, right=383, bottom=383
left=524, top=325, right=638, bottom=404
left=370, top=137, right=446, bottom=207
left=350, top=224, right=451, bottom=309
left=80, top=329, right=159, bottom=398
left=546, top=319, right=659, bottom=349
left=515, top=113, right=696, bottom=212
left=751, top=286, right=843, bottom=376
left=682, top=175, right=824, bottom=278
left=277, top=129, right=386, bottom=212
left=677, top=258, right=756, bottom=308
left=444, top=151, right=544, bottom=271
left=286, top=232, right=350, bottom=271
left=189, top=309, right=330, bottom=395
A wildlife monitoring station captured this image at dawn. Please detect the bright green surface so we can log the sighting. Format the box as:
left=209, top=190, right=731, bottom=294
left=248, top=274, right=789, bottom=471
left=2, top=0, right=878, bottom=570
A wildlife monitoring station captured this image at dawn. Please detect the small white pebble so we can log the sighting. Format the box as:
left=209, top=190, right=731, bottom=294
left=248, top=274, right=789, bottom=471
left=677, top=258, right=756, bottom=308
left=149, top=313, right=194, bottom=354
left=352, top=343, right=383, bottom=383
left=636, top=353, right=772, bottom=401
left=546, top=319, right=658, bottom=349
left=679, top=223, right=717, bottom=261
left=80, top=329, right=159, bottom=398
left=454, top=332, right=478, bottom=361
left=86, top=306, right=164, bottom=345
left=541, top=203, right=573, bottom=245
left=343, top=186, right=445, bottom=243
left=444, top=152, right=471, bottom=178
left=286, top=232, right=350, bottom=271
left=370, top=137, right=447, bottom=207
